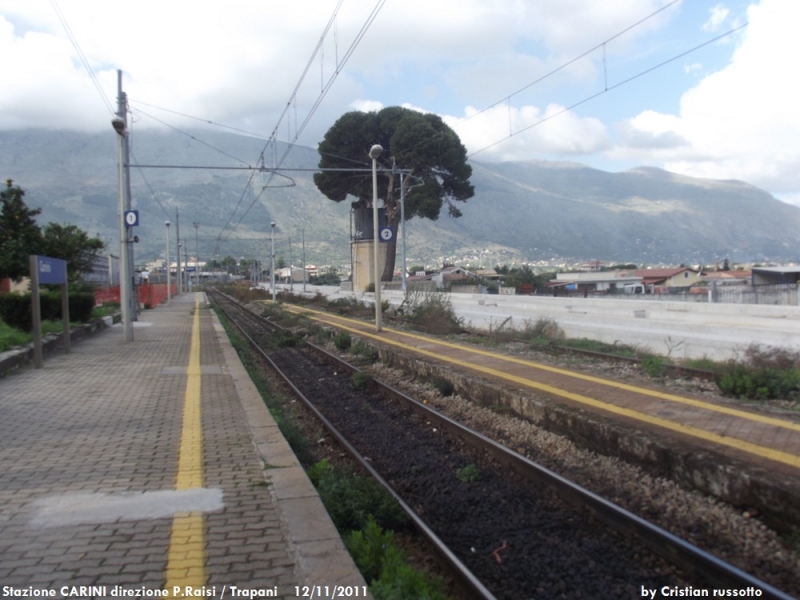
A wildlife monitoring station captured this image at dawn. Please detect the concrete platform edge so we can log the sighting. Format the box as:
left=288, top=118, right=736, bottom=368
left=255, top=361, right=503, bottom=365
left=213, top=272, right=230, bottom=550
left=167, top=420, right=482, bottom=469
left=209, top=309, right=368, bottom=589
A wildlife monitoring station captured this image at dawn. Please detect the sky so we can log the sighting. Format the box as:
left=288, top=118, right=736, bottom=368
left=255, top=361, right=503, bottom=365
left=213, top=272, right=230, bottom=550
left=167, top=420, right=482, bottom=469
left=2, top=0, right=799, bottom=207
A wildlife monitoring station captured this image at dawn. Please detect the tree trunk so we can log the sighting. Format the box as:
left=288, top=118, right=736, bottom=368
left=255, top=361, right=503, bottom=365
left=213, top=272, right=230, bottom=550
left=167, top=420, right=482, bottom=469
left=380, top=211, right=400, bottom=281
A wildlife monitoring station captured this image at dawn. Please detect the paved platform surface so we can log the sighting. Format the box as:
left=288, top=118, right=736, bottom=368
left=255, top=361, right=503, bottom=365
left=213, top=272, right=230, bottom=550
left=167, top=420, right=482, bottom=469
left=0, top=293, right=366, bottom=599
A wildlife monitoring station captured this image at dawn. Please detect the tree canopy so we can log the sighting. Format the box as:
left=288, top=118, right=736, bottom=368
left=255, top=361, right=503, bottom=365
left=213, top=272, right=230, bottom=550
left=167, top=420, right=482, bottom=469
left=0, top=180, right=104, bottom=284
left=314, top=107, right=474, bottom=280
left=0, top=180, right=43, bottom=282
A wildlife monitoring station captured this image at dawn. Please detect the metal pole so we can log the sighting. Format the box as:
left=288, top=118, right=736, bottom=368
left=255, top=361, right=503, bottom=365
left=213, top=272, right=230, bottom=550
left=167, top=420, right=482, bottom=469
left=193, top=222, right=200, bottom=288
left=302, top=229, right=306, bottom=293
left=114, top=70, right=133, bottom=342
left=175, top=208, right=182, bottom=295
left=400, top=172, right=407, bottom=293
left=289, top=236, right=293, bottom=292
left=165, top=221, right=171, bottom=306
left=370, top=145, right=383, bottom=332
left=271, top=222, right=276, bottom=302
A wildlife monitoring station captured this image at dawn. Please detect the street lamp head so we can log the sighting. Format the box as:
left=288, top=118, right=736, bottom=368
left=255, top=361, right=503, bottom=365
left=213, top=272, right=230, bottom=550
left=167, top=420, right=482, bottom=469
left=271, top=222, right=276, bottom=229
left=111, top=117, right=126, bottom=136
left=165, top=220, right=170, bottom=228
left=369, top=144, right=383, bottom=160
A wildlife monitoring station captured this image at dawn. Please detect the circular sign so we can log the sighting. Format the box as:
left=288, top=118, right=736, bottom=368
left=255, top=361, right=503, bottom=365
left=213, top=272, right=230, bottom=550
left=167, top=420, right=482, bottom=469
left=379, top=226, right=394, bottom=242
left=124, top=210, right=139, bottom=227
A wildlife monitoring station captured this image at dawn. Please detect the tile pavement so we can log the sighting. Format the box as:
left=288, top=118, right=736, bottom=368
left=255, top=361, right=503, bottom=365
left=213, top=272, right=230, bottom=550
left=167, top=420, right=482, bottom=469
left=0, top=293, right=366, bottom=598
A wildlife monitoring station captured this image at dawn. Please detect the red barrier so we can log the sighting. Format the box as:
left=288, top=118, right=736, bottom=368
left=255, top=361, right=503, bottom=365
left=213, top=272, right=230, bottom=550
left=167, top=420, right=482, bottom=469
left=137, top=283, right=178, bottom=307
left=94, top=287, right=120, bottom=305
left=94, top=284, right=177, bottom=308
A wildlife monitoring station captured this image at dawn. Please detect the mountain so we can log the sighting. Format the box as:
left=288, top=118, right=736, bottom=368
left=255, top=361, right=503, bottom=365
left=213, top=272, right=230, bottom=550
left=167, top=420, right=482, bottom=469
left=1, top=128, right=799, bottom=268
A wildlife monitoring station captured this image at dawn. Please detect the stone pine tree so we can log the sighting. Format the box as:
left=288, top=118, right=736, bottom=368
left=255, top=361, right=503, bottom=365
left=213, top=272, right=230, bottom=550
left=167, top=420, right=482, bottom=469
left=314, top=107, right=474, bottom=281
left=0, top=179, right=43, bottom=282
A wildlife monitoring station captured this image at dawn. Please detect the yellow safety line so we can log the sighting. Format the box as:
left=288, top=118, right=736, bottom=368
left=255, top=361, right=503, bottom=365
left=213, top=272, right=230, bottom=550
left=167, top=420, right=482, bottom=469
left=165, top=295, right=206, bottom=594
left=285, top=305, right=800, bottom=469
left=285, top=305, right=800, bottom=433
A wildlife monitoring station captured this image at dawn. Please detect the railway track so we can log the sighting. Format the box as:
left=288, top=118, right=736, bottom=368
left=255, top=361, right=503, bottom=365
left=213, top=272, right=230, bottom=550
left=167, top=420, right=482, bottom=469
left=209, top=290, right=795, bottom=600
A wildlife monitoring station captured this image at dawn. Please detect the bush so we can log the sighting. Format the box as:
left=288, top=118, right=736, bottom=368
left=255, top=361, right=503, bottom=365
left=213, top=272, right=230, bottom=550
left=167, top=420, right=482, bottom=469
left=401, top=290, right=463, bottom=335
left=346, top=519, right=447, bottom=600
left=351, top=341, right=379, bottom=363
left=350, top=372, right=373, bottom=391
left=306, top=459, right=407, bottom=533
left=716, top=344, right=800, bottom=400
left=430, top=376, right=454, bottom=397
left=641, top=355, right=666, bottom=378
left=334, top=330, right=352, bottom=351
left=0, top=291, right=95, bottom=331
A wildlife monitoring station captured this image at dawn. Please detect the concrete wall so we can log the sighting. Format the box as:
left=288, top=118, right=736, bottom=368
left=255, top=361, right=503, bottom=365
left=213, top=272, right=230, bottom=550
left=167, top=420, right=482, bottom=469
left=270, top=283, right=800, bottom=361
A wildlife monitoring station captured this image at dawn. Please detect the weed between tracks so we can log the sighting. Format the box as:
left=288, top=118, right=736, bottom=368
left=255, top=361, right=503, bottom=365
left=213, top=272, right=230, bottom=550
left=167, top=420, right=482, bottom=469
left=211, top=299, right=450, bottom=599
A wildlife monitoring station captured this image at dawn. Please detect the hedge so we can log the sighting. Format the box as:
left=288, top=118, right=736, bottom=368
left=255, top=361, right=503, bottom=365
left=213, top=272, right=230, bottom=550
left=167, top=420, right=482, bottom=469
left=0, top=292, right=95, bottom=332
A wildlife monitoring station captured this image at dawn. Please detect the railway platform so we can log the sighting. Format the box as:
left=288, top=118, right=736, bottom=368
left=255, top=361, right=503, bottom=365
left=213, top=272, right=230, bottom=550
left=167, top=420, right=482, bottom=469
left=0, top=293, right=366, bottom=598
left=280, top=303, right=800, bottom=529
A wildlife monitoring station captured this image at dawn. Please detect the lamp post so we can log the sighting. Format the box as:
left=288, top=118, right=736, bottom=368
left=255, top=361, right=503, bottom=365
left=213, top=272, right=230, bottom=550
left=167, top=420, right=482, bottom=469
left=112, top=70, right=133, bottom=342
left=165, top=221, right=171, bottom=306
left=193, top=222, right=200, bottom=289
left=369, top=144, right=383, bottom=332
left=270, top=222, right=276, bottom=303
left=178, top=242, right=182, bottom=293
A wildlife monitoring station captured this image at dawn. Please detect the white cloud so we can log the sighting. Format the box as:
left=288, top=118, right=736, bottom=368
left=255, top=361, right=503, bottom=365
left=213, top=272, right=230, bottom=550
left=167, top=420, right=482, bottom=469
left=703, top=4, right=730, bottom=31
left=444, top=103, right=609, bottom=162
left=613, top=0, right=800, bottom=196
left=350, top=100, right=384, bottom=113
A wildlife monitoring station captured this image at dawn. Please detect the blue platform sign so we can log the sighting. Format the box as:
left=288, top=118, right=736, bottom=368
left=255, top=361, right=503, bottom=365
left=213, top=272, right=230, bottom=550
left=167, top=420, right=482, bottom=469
left=379, top=226, right=394, bottom=242
left=36, top=256, right=67, bottom=285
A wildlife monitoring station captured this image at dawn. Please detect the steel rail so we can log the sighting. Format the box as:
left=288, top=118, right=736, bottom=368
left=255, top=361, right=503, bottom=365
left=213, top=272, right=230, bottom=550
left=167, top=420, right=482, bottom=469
left=211, top=291, right=796, bottom=600
left=209, top=290, right=497, bottom=600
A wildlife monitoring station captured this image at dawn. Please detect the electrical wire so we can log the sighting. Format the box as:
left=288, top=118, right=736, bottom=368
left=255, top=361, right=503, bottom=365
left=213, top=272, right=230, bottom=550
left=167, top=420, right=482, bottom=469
left=49, top=0, right=115, bottom=115
left=466, top=22, right=749, bottom=161
left=130, top=107, right=253, bottom=167
left=213, top=0, right=388, bottom=255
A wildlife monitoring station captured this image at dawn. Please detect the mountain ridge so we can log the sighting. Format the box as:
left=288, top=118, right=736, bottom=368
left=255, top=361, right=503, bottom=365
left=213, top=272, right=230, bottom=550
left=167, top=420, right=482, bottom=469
left=1, top=128, right=798, bottom=267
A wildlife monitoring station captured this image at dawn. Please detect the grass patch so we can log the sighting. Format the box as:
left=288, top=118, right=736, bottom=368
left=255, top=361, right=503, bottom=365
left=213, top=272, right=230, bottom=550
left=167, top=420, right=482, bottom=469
left=350, top=371, right=373, bottom=391
left=350, top=340, right=379, bottom=363
left=334, top=330, right=352, bottom=351
left=307, top=459, right=407, bottom=533
left=455, top=463, right=481, bottom=483
left=346, top=518, right=448, bottom=600
left=716, top=345, right=800, bottom=401
left=0, top=319, right=30, bottom=352
left=90, top=302, right=120, bottom=319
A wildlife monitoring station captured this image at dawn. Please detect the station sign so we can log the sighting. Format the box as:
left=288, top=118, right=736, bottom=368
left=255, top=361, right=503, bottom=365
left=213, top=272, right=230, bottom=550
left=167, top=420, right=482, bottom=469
left=36, top=255, right=67, bottom=285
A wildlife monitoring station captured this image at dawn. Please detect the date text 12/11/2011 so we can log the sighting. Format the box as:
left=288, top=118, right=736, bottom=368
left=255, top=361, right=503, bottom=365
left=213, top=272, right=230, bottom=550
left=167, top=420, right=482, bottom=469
left=295, top=586, right=369, bottom=599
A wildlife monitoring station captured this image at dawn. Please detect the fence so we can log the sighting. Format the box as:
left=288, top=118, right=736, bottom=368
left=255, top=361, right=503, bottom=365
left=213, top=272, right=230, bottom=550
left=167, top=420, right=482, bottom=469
left=93, top=284, right=178, bottom=308
left=586, top=283, right=799, bottom=306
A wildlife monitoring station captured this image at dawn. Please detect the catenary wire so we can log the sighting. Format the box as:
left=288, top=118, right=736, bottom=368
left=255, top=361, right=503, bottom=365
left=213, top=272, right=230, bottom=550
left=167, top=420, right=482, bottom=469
left=48, top=0, right=115, bottom=115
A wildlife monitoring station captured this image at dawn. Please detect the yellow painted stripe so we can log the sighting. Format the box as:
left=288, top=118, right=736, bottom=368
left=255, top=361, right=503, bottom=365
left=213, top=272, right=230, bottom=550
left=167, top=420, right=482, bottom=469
left=165, top=296, right=206, bottom=594
left=285, top=305, right=800, bottom=469
left=286, top=305, right=800, bottom=433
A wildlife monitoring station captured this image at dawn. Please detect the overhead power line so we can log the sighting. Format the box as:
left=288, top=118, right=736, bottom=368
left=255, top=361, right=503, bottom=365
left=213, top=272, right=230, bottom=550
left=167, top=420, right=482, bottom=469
left=466, top=22, right=749, bottom=161
left=49, top=0, right=115, bottom=115
left=213, top=0, right=388, bottom=255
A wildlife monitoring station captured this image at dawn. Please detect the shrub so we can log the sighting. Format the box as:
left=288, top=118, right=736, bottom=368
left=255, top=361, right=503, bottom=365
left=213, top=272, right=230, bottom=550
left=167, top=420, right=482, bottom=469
left=401, top=290, right=463, bottom=335
left=346, top=519, right=448, bottom=599
left=456, top=463, right=481, bottom=483
left=0, top=291, right=95, bottom=332
left=334, top=330, right=352, bottom=351
left=351, top=341, right=379, bottom=363
left=716, top=344, right=800, bottom=400
left=430, top=376, right=454, bottom=397
left=641, top=355, right=666, bottom=378
left=307, top=459, right=407, bottom=533
left=350, top=371, right=373, bottom=391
